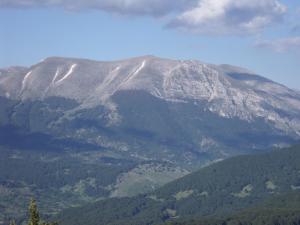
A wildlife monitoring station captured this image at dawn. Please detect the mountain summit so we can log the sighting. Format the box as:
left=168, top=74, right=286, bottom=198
left=0, top=56, right=299, bottom=166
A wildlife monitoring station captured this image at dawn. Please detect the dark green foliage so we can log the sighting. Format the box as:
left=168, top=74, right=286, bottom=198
left=9, top=199, right=58, bottom=225
left=56, top=197, right=165, bottom=225
left=164, top=191, right=300, bottom=225
left=164, top=210, right=300, bottom=225
left=0, top=97, right=18, bottom=126
left=0, top=125, right=99, bottom=152
left=28, top=199, right=40, bottom=225
left=153, top=145, right=300, bottom=217
left=0, top=146, right=136, bottom=223
left=56, top=145, right=300, bottom=225
left=0, top=93, right=298, bottom=171
left=0, top=96, right=78, bottom=132
left=0, top=147, right=135, bottom=189
left=1, top=94, right=300, bottom=225
left=40, top=223, right=58, bottom=225
left=9, top=220, right=16, bottom=225
left=111, top=90, right=297, bottom=166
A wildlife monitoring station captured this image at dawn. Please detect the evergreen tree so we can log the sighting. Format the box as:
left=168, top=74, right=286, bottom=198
left=9, top=199, right=58, bottom=225
left=9, top=220, right=16, bottom=225
left=28, top=199, right=40, bottom=225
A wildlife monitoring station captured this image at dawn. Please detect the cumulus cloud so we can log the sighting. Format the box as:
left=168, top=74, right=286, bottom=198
left=255, top=36, right=300, bottom=52
left=168, top=0, right=287, bottom=35
left=0, top=0, right=288, bottom=35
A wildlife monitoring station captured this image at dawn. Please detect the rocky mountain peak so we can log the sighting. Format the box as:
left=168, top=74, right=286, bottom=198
left=0, top=56, right=299, bottom=137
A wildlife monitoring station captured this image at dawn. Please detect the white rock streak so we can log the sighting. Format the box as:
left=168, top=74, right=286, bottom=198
left=133, top=60, right=145, bottom=76
left=21, top=70, right=32, bottom=92
left=1, top=56, right=299, bottom=136
left=123, top=60, right=146, bottom=85
left=52, top=69, right=60, bottom=84
left=112, top=66, right=120, bottom=73
left=103, top=66, right=120, bottom=86
left=56, top=64, right=77, bottom=84
left=96, top=66, right=121, bottom=100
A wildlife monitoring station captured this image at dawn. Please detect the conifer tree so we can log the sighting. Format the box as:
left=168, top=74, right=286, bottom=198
left=28, top=199, right=40, bottom=225
left=9, top=199, right=58, bottom=225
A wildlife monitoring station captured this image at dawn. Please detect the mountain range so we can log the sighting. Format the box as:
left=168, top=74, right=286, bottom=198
left=0, top=56, right=300, bottom=223
left=1, top=55, right=299, bottom=165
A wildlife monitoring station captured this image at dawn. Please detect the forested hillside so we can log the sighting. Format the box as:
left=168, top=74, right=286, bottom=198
left=56, top=145, right=300, bottom=225
left=164, top=191, right=300, bottom=225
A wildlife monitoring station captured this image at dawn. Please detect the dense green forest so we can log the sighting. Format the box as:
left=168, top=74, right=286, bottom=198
left=164, top=191, right=300, bottom=225
left=1, top=91, right=299, bottom=225
left=0, top=144, right=185, bottom=224
left=55, top=145, right=300, bottom=225
left=10, top=190, right=300, bottom=225
left=0, top=145, right=137, bottom=223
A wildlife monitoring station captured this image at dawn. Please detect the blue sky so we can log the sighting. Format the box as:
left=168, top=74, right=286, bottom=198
left=0, top=0, right=300, bottom=89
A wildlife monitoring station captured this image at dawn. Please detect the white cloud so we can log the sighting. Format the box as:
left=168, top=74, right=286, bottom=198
left=255, top=36, right=300, bottom=52
left=0, top=0, right=194, bottom=16
left=0, top=0, right=288, bottom=35
left=168, top=0, right=287, bottom=35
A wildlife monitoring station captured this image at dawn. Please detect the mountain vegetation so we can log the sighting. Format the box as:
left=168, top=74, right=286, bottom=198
left=1, top=56, right=300, bottom=225
left=164, top=191, right=300, bottom=225
left=0, top=144, right=185, bottom=224
left=55, top=145, right=300, bottom=225
left=0, top=143, right=135, bottom=223
left=9, top=199, right=57, bottom=225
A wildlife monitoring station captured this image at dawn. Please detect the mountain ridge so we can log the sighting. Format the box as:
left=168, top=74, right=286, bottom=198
left=0, top=55, right=299, bottom=167
left=1, top=55, right=299, bottom=135
left=0, top=56, right=300, bottom=223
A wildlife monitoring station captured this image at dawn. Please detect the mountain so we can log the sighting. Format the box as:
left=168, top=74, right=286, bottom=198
left=0, top=55, right=299, bottom=166
left=55, top=145, right=300, bottom=225
left=1, top=56, right=300, bottom=223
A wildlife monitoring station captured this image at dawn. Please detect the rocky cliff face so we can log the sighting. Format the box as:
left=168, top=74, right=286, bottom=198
left=0, top=56, right=299, bottom=167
